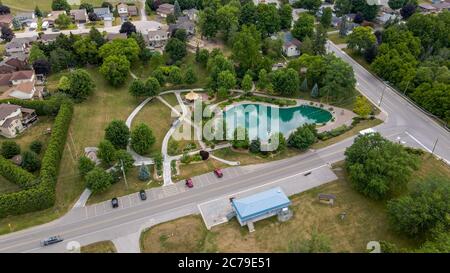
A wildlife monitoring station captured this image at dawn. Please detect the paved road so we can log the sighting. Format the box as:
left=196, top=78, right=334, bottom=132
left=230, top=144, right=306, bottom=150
left=0, top=41, right=448, bottom=253
left=327, top=41, right=450, bottom=164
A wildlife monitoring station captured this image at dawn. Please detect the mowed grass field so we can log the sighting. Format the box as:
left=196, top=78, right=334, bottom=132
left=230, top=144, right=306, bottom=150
left=140, top=156, right=450, bottom=253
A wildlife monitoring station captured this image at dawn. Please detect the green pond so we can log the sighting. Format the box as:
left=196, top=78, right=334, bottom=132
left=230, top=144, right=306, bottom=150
left=223, top=103, right=332, bottom=140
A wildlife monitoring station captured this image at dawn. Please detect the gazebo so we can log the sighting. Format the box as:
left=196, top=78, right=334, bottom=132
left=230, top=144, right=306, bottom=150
left=185, top=91, right=200, bottom=103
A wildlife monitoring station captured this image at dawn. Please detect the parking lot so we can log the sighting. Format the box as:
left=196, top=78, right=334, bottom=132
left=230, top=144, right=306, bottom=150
left=198, top=165, right=338, bottom=230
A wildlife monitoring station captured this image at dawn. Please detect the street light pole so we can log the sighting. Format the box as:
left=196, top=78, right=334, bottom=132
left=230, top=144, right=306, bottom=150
left=120, top=159, right=128, bottom=190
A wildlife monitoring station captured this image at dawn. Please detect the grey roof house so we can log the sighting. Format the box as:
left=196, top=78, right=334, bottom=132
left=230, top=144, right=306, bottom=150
left=14, top=12, right=36, bottom=27
left=93, top=7, right=113, bottom=21
left=169, top=16, right=196, bottom=36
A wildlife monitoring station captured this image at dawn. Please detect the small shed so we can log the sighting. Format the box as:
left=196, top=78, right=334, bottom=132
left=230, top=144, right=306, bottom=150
left=231, top=187, right=291, bottom=232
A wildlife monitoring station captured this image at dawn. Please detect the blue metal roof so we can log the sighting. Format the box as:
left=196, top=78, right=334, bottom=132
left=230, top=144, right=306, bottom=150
left=232, top=187, right=291, bottom=223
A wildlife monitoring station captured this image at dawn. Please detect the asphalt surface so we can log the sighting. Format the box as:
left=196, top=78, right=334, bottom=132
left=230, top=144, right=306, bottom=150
left=0, top=41, right=448, bottom=253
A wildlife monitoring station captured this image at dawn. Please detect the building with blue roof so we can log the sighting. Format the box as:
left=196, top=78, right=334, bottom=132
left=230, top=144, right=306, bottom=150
left=231, top=187, right=291, bottom=230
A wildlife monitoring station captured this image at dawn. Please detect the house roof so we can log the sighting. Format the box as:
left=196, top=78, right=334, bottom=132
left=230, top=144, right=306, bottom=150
left=71, top=9, right=88, bottom=21
left=10, top=70, right=34, bottom=81
left=128, top=5, right=138, bottom=13
left=432, top=2, right=450, bottom=9
left=0, top=103, right=21, bottom=121
left=93, top=7, right=111, bottom=16
left=44, top=10, right=66, bottom=21
left=40, top=33, right=60, bottom=42
left=157, top=3, right=174, bottom=14
left=232, top=187, right=291, bottom=223
left=0, top=73, right=12, bottom=86
left=0, top=14, right=13, bottom=25
left=5, top=41, right=25, bottom=50
left=419, top=4, right=436, bottom=10
left=8, top=81, right=35, bottom=94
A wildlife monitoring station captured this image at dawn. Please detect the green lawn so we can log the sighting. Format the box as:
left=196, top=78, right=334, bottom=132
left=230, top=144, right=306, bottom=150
left=328, top=33, right=347, bottom=45
left=160, top=93, right=179, bottom=107
left=141, top=156, right=450, bottom=253
left=131, top=98, right=173, bottom=156
left=81, top=240, right=117, bottom=253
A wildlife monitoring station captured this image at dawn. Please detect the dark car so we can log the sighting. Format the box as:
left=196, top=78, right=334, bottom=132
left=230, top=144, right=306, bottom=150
left=111, top=197, right=119, bottom=208
left=185, top=178, right=193, bottom=188
left=40, top=236, right=63, bottom=247
left=304, top=171, right=312, bottom=176
left=139, top=190, right=147, bottom=201
left=52, top=28, right=60, bottom=32
left=214, top=169, right=223, bottom=178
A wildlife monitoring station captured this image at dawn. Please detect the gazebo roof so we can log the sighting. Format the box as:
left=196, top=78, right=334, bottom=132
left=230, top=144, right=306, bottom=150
left=185, top=91, right=199, bottom=101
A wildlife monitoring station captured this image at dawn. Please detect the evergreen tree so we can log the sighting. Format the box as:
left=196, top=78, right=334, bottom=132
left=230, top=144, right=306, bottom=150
left=138, top=163, right=151, bottom=181
left=300, top=78, right=308, bottom=91
left=311, top=83, right=319, bottom=98
left=174, top=0, right=182, bottom=18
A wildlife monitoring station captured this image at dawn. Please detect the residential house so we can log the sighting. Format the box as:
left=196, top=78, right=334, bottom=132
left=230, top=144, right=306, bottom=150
left=0, top=55, right=29, bottom=74
left=9, top=70, right=35, bottom=86
left=71, top=9, right=89, bottom=24
left=147, top=27, right=170, bottom=48
left=432, top=1, right=450, bottom=12
left=43, top=10, right=67, bottom=27
left=0, top=103, right=38, bottom=138
left=14, top=12, right=36, bottom=27
left=0, top=14, right=13, bottom=28
left=157, top=4, right=174, bottom=18
left=292, top=8, right=309, bottom=23
left=253, top=0, right=280, bottom=7
left=128, top=5, right=139, bottom=16
left=376, top=12, right=398, bottom=25
left=93, top=7, right=113, bottom=21
left=331, top=15, right=342, bottom=28
left=169, top=16, right=196, bottom=36
left=3, top=81, right=38, bottom=100
left=278, top=32, right=301, bottom=57
left=117, top=3, right=129, bottom=18
left=183, top=8, right=199, bottom=22
left=418, top=3, right=438, bottom=13
left=5, top=41, right=26, bottom=56
left=39, top=33, right=60, bottom=44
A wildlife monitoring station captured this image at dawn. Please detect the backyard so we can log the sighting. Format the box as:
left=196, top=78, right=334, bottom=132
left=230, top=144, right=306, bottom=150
left=140, top=155, right=450, bottom=253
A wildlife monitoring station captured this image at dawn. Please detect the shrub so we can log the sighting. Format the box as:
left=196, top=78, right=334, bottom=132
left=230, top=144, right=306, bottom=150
left=21, top=151, right=41, bottom=172
left=288, top=124, right=317, bottom=150
left=78, top=155, right=95, bottom=177
left=97, top=140, right=117, bottom=166
left=116, top=149, right=134, bottom=174
left=104, top=120, right=130, bottom=149
left=85, top=167, right=113, bottom=194
left=131, top=123, right=155, bottom=155
left=29, top=140, right=43, bottom=154
left=1, top=141, right=21, bottom=159
left=0, top=156, right=36, bottom=188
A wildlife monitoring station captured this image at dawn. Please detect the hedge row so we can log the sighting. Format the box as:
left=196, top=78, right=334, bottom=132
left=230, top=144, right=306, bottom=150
left=0, top=100, right=73, bottom=218
left=0, top=156, right=36, bottom=188
left=0, top=94, right=68, bottom=116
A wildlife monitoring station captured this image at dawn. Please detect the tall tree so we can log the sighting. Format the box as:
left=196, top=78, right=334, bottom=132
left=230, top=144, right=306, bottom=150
left=99, top=55, right=131, bottom=87
left=104, top=120, right=130, bottom=149
left=131, top=123, right=156, bottom=155
left=52, top=0, right=71, bottom=12
left=199, top=7, right=218, bottom=39
left=232, top=25, right=262, bottom=73
left=313, top=25, right=327, bottom=55
left=320, top=7, right=332, bottom=28
left=279, top=4, right=293, bottom=30
left=292, top=13, right=315, bottom=41
left=256, top=3, right=281, bottom=37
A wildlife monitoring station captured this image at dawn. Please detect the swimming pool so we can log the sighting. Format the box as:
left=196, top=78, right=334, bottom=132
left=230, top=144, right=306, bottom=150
left=223, top=103, right=332, bottom=140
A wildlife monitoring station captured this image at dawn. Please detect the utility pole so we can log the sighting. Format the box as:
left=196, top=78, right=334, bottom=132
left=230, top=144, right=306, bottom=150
left=431, top=138, right=439, bottom=155
left=120, top=159, right=128, bottom=190
left=378, top=85, right=387, bottom=107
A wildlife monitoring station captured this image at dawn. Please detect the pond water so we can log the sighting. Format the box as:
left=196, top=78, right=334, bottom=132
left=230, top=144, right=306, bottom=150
left=223, top=103, right=332, bottom=140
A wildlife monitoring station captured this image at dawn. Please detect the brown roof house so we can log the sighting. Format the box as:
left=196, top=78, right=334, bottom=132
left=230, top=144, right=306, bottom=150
left=0, top=103, right=38, bottom=138
left=2, top=81, right=38, bottom=100
left=0, top=14, right=13, bottom=28
left=43, top=10, right=67, bottom=27
left=128, top=5, right=139, bottom=16
left=0, top=56, right=29, bottom=74
left=117, top=3, right=129, bottom=18
left=9, top=70, right=35, bottom=86
left=70, top=9, right=88, bottom=24
left=157, top=4, right=175, bottom=18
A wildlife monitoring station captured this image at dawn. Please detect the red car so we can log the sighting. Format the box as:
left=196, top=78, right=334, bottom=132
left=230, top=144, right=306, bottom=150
left=185, top=178, right=193, bottom=188
left=214, top=169, right=223, bottom=178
